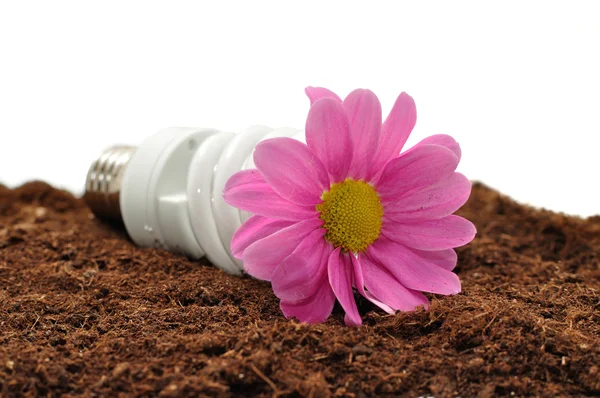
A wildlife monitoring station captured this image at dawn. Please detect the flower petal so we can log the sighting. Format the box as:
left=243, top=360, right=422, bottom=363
left=351, top=254, right=395, bottom=314
left=412, top=248, right=458, bottom=271
left=358, top=253, right=430, bottom=311
left=271, top=228, right=330, bottom=302
left=368, top=236, right=461, bottom=295
left=382, top=215, right=477, bottom=250
left=223, top=169, right=316, bottom=221
left=370, top=92, right=416, bottom=179
left=305, top=98, right=353, bottom=182
left=305, top=86, right=342, bottom=105
left=230, top=215, right=295, bottom=259
left=343, top=89, right=382, bottom=180
left=376, top=144, right=459, bottom=200
left=383, top=173, right=472, bottom=222
left=413, top=134, right=461, bottom=160
left=254, top=137, right=330, bottom=206
left=280, top=276, right=336, bottom=324
left=242, top=218, right=323, bottom=280
left=328, top=248, right=362, bottom=326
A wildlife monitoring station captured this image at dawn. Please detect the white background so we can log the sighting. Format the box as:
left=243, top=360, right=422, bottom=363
left=0, top=1, right=598, bottom=217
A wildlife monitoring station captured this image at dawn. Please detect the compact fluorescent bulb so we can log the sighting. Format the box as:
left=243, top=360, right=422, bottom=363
left=84, top=126, right=305, bottom=275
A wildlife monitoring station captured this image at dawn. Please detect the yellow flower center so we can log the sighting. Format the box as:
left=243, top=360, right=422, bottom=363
left=316, top=178, right=384, bottom=253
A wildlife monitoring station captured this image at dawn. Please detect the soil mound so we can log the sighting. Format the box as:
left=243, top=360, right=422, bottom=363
left=1, top=181, right=598, bottom=396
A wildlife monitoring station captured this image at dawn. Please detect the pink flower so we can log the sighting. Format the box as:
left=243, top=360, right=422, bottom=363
left=223, top=87, right=476, bottom=325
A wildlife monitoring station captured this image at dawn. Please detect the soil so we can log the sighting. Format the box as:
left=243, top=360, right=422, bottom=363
left=0, top=181, right=599, bottom=397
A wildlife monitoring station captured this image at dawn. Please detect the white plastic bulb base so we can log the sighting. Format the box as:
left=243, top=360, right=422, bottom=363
left=84, top=126, right=305, bottom=275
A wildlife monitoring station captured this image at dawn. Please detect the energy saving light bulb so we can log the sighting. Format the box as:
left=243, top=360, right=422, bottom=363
left=84, top=126, right=304, bottom=275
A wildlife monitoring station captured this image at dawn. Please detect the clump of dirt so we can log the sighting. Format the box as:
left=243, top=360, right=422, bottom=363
left=0, top=181, right=599, bottom=397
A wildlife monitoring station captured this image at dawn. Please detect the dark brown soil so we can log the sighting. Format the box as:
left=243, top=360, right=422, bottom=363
left=0, top=181, right=599, bottom=397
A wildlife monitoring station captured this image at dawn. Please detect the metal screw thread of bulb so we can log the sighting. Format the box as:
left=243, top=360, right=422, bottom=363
left=83, top=145, right=136, bottom=222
